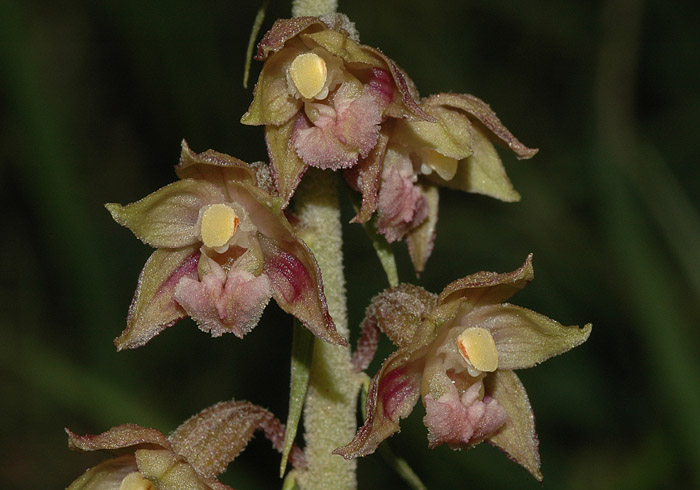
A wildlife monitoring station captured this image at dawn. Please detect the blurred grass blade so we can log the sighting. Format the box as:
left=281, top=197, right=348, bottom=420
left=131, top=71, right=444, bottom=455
left=280, top=320, right=314, bottom=477
left=360, top=375, right=427, bottom=490
left=0, top=332, right=171, bottom=429
left=243, top=0, right=269, bottom=88
left=628, top=143, right=700, bottom=303
left=347, top=192, right=399, bottom=287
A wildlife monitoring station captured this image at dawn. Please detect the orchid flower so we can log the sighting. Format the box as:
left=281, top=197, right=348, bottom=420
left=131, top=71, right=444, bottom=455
left=66, top=401, right=305, bottom=490
left=336, top=255, right=591, bottom=480
left=358, top=93, right=539, bottom=272
left=241, top=14, right=431, bottom=203
left=106, top=141, right=346, bottom=350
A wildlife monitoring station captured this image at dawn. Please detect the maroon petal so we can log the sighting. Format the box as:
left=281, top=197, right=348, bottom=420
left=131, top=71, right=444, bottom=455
left=260, top=235, right=346, bottom=346
left=256, top=17, right=325, bottom=60
left=334, top=350, right=423, bottom=458
left=66, top=424, right=171, bottom=454
left=345, top=129, right=388, bottom=224
left=362, top=46, right=433, bottom=122
left=115, top=247, right=200, bottom=350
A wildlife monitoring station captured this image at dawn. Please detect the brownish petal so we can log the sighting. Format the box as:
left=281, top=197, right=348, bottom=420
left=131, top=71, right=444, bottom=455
left=406, top=183, right=439, bottom=274
left=66, top=424, right=171, bottom=454
left=485, top=370, right=543, bottom=481
left=260, top=234, right=345, bottom=345
left=363, top=45, right=434, bottom=122
left=115, top=247, right=200, bottom=351
left=175, top=140, right=257, bottom=186
left=425, top=93, right=538, bottom=159
left=351, top=283, right=436, bottom=372
left=265, top=116, right=309, bottom=206
left=169, top=401, right=306, bottom=479
left=345, top=129, right=388, bottom=224
left=436, top=254, right=535, bottom=320
left=334, top=348, right=424, bottom=458
left=367, top=284, right=437, bottom=348
left=256, top=17, right=325, bottom=60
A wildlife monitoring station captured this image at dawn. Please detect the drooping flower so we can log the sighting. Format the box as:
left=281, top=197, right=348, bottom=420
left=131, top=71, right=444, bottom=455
left=66, top=401, right=305, bottom=490
left=106, top=140, right=346, bottom=350
left=352, top=93, right=539, bottom=273
left=336, top=255, right=591, bottom=480
left=241, top=14, right=431, bottom=203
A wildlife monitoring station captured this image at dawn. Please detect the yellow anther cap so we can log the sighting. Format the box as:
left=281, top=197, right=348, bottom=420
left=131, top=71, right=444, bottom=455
left=457, top=327, right=499, bottom=373
left=201, top=204, right=240, bottom=249
left=119, top=472, right=155, bottom=490
left=289, top=52, right=328, bottom=99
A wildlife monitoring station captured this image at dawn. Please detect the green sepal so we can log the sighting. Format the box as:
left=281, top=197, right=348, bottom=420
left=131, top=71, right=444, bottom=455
left=468, top=303, right=593, bottom=370
left=428, top=125, right=521, bottom=202
left=486, top=370, right=543, bottom=481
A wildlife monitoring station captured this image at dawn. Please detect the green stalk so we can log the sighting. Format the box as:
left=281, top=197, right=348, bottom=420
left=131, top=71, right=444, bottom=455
left=293, top=170, right=362, bottom=490
left=288, top=3, right=362, bottom=488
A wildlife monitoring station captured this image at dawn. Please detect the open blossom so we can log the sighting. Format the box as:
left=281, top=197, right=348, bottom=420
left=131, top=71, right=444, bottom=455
left=106, top=141, right=346, bottom=350
left=350, top=93, right=538, bottom=272
left=241, top=14, right=431, bottom=203
left=66, top=401, right=305, bottom=490
left=336, top=255, right=591, bottom=480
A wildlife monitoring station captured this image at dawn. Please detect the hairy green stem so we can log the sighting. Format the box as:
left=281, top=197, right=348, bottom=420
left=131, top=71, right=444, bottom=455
left=294, top=170, right=362, bottom=490
left=290, top=2, right=361, bottom=488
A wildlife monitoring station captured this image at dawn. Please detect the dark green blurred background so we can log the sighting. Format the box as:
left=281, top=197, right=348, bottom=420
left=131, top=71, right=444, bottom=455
left=2, top=0, right=699, bottom=488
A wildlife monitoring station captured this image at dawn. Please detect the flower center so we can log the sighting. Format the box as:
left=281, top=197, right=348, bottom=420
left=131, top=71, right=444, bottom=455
left=200, top=203, right=240, bottom=249
left=289, top=52, right=328, bottom=99
left=119, top=472, right=155, bottom=490
left=457, top=327, right=498, bottom=374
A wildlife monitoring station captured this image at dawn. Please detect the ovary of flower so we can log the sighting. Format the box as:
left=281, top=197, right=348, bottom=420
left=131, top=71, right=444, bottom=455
left=119, top=472, right=155, bottom=490
left=289, top=52, right=328, bottom=99
left=200, top=203, right=240, bottom=249
left=457, top=327, right=499, bottom=376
